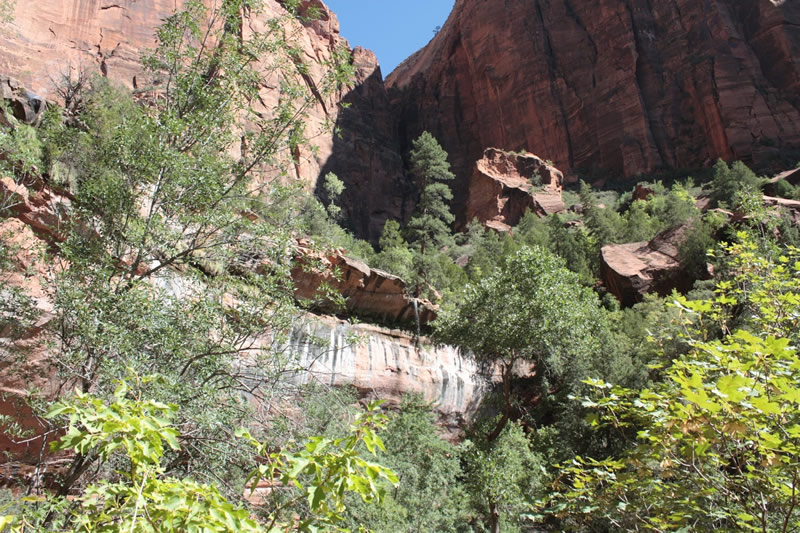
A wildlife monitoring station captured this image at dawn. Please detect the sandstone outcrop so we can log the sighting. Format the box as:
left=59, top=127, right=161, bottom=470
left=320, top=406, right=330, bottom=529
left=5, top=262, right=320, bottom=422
left=291, top=240, right=437, bottom=325
left=766, top=167, right=800, bottom=196
left=285, top=315, right=491, bottom=432
left=387, top=0, right=800, bottom=222
left=601, top=225, right=694, bottom=307
left=0, top=76, right=46, bottom=126
left=0, top=0, right=405, bottom=241
left=0, top=194, right=466, bottom=467
left=465, top=148, right=564, bottom=232
left=0, top=218, right=59, bottom=463
left=1, top=176, right=72, bottom=242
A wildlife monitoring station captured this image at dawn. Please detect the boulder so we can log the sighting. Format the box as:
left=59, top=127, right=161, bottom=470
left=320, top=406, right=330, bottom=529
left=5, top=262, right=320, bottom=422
left=765, top=167, right=800, bottom=196
left=465, top=148, right=564, bottom=232
left=633, top=185, right=655, bottom=202
left=601, top=225, right=695, bottom=307
left=0, top=76, right=45, bottom=126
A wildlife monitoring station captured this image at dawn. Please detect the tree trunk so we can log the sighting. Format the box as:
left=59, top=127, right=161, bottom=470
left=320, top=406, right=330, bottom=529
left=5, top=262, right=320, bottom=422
left=489, top=500, right=501, bottom=533
left=487, top=358, right=515, bottom=442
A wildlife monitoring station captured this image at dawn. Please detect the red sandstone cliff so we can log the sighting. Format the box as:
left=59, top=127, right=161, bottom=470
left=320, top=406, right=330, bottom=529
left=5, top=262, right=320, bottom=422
left=0, top=0, right=405, bottom=241
left=387, top=0, right=800, bottom=222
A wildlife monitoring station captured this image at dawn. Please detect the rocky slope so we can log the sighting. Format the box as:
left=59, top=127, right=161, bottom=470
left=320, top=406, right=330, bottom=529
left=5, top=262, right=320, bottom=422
left=0, top=0, right=406, bottom=241
left=387, top=0, right=800, bottom=221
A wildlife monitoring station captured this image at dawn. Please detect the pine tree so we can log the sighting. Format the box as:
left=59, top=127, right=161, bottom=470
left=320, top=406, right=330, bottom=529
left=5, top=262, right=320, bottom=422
left=406, top=132, right=455, bottom=296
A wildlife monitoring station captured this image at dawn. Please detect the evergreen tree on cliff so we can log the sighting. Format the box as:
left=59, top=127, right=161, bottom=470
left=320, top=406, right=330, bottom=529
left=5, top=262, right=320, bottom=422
left=406, top=131, right=455, bottom=297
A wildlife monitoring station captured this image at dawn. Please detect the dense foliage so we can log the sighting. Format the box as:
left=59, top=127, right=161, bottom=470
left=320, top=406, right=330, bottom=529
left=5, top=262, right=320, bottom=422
left=2, top=0, right=800, bottom=530
left=536, top=236, right=800, bottom=531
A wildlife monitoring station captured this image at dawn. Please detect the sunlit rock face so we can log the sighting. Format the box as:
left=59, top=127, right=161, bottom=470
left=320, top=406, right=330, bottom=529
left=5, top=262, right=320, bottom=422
left=0, top=0, right=406, bottom=241
left=284, top=316, right=490, bottom=432
left=291, top=240, right=438, bottom=326
left=0, top=149, right=484, bottom=463
left=465, top=148, right=564, bottom=232
left=387, top=0, right=800, bottom=222
left=601, top=224, right=692, bottom=307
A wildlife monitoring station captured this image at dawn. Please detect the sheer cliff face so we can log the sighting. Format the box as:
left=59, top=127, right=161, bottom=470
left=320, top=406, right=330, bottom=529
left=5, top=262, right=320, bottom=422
left=0, top=0, right=406, bottom=241
left=387, top=0, right=800, bottom=220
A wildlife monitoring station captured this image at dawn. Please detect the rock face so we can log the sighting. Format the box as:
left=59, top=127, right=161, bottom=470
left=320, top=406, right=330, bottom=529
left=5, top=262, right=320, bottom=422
left=0, top=0, right=405, bottom=241
left=317, top=47, right=409, bottom=242
left=387, top=0, right=800, bottom=221
left=1, top=176, right=73, bottom=242
left=285, top=316, right=491, bottom=431
left=0, top=217, right=59, bottom=463
left=291, top=240, right=437, bottom=325
left=0, top=76, right=46, bottom=126
left=601, top=225, right=694, bottom=307
left=465, top=148, right=564, bottom=232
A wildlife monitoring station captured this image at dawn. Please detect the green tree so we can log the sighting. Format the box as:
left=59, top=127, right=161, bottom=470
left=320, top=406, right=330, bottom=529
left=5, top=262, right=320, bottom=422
left=710, top=159, right=763, bottom=209
left=2, top=380, right=396, bottom=532
left=537, top=235, right=800, bottom=531
left=463, top=421, right=544, bottom=533
left=579, top=180, right=622, bottom=248
left=407, top=131, right=456, bottom=296
left=373, top=219, right=414, bottom=281
left=623, top=200, right=655, bottom=242
left=435, top=246, right=606, bottom=443
left=343, top=395, right=469, bottom=532
left=321, top=172, right=345, bottom=221
left=3, top=0, right=355, bottom=501
left=546, top=214, right=594, bottom=282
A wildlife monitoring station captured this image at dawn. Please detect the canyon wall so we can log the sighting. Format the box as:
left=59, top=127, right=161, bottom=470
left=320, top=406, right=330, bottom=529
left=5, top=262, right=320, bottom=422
left=0, top=0, right=406, bottom=241
left=387, top=0, right=800, bottom=222
left=0, top=162, right=480, bottom=463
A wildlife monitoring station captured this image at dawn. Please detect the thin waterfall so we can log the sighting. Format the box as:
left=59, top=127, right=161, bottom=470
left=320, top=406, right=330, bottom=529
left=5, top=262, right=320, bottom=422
left=412, top=298, right=421, bottom=345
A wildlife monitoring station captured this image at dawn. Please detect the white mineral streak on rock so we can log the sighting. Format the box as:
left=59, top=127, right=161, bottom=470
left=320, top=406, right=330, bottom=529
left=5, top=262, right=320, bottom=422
left=284, top=316, right=489, bottom=429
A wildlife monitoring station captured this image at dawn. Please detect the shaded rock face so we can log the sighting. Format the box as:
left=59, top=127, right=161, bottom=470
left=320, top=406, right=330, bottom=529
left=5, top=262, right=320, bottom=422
left=291, top=240, right=437, bottom=325
left=317, top=48, right=408, bottom=242
left=387, top=0, right=800, bottom=222
left=601, top=225, right=694, bottom=307
left=284, top=316, right=490, bottom=432
left=466, top=148, right=564, bottom=232
left=0, top=0, right=405, bottom=241
left=0, top=76, right=46, bottom=126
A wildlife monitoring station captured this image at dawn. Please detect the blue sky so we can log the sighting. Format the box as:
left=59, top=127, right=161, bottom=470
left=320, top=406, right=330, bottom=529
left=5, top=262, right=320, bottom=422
left=324, top=1, right=456, bottom=75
